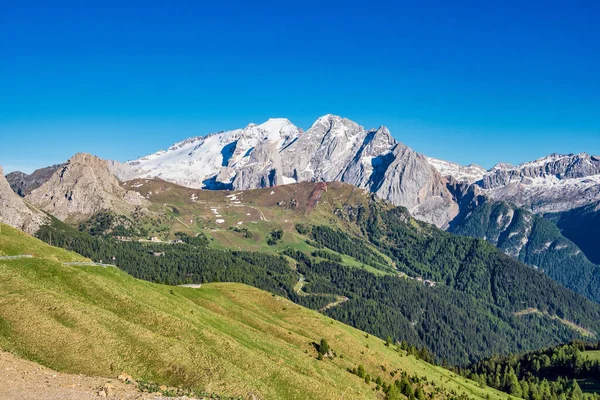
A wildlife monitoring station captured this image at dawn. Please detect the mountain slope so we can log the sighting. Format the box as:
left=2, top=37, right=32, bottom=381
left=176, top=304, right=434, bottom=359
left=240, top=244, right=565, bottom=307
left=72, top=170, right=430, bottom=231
left=448, top=200, right=600, bottom=303
left=544, top=200, right=600, bottom=265
left=0, top=165, right=47, bottom=234
left=5, top=163, right=64, bottom=197
left=26, top=153, right=148, bottom=222
left=117, top=115, right=457, bottom=226
left=0, top=223, right=509, bottom=400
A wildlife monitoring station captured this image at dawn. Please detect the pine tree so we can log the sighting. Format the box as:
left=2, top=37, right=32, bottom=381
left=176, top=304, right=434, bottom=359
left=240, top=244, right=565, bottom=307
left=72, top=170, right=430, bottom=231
left=386, top=384, right=403, bottom=400
left=415, top=386, right=426, bottom=400
left=570, top=379, right=583, bottom=400
left=319, top=338, right=330, bottom=355
left=385, top=335, right=393, bottom=347
left=520, top=380, right=530, bottom=399
left=357, top=364, right=365, bottom=378
left=508, top=373, right=522, bottom=397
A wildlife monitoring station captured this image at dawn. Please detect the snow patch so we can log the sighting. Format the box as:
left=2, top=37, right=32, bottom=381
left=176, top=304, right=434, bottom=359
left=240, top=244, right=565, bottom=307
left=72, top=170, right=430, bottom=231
left=281, top=176, right=297, bottom=185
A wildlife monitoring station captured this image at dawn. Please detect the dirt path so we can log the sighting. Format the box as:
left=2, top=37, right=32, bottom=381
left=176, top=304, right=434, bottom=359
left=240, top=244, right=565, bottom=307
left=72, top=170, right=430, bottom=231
left=295, top=274, right=349, bottom=312
left=0, top=255, right=33, bottom=260
left=0, top=351, right=192, bottom=399
left=175, top=217, right=191, bottom=229
left=514, top=308, right=595, bottom=337
left=319, top=296, right=349, bottom=312
left=294, top=275, right=307, bottom=296
left=63, top=262, right=116, bottom=268
left=247, top=206, right=267, bottom=221
left=178, top=284, right=202, bottom=289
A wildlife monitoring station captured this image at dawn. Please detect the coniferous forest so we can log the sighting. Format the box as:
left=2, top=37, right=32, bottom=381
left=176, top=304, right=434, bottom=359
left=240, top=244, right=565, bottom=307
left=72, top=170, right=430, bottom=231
left=458, top=341, right=600, bottom=399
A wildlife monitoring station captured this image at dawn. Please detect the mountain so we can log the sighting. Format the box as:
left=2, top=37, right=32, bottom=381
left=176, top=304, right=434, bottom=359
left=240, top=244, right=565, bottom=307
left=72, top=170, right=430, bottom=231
left=115, top=116, right=599, bottom=231
left=116, top=115, right=457, bottom=227
left=427, top=158, right=487, bottom=184
left=5, top=163, right=64, bottom=197
left=0, top=165, right=47, bottom=234
left=0, top=223, right=510, bottom=400
left=25, top=153, right=148, bottom=222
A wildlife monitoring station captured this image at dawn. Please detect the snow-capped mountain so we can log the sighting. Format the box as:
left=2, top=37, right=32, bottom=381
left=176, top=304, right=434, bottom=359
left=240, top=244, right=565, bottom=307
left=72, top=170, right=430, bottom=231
left=116, top=115, right=457, bottom=227
left=120, top=118, right=301, bottom=189
left=426, top=158, right=486, bottom=184
left=431, top=153, right=600, bottom=213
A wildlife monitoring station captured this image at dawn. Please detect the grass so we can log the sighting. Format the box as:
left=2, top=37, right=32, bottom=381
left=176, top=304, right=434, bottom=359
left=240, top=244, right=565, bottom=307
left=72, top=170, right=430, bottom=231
left=0, top=223, right=86, bottom=262
left=582, top=350, right=600, bottom=362
left=119, top=180, right=401, bottom=277
left=0, top=223, right=512, bottom=400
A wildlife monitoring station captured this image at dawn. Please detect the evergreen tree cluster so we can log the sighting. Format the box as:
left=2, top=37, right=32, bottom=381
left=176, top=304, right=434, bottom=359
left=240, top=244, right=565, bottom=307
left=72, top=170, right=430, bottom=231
left=310, top=225, right=387, bottom=269
left=284, top=248, right=599, bottom=365
left=311, top=249, right=343, bottom=263
left=459, top=341, right=600, bottom=399
left=36, top=223, right=332, bottom=310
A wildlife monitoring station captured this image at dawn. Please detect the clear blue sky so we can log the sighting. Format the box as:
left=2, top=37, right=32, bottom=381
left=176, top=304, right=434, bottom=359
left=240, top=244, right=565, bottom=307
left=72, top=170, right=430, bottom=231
left=1, top=0, right=599, bottom=173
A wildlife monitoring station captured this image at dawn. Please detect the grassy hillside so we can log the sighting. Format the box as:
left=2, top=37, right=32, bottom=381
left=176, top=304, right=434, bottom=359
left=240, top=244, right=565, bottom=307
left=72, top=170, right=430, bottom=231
left=0, top=223, right=510, bottom=400
left=120, top=179, right=394, bottom=268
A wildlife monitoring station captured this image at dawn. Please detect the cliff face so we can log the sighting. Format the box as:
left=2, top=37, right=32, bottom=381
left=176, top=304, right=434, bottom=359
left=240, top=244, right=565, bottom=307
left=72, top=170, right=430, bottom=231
left=0, top=165, right=48, bottom=234
left=5, top=164, right=65, bottom=197
left=26, top=153, right=148, bottom=222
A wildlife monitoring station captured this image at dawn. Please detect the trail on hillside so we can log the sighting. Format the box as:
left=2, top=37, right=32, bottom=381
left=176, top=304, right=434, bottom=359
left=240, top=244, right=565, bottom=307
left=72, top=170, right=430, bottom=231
left=0, top=255, right=33, bottom=260
left=319, top=296, right=349, bottom=312
left=175, top=216, right=191, bottom=228
left=295, top=273, right=349, bottom=311
left=0, top=351, right=194, bottom=400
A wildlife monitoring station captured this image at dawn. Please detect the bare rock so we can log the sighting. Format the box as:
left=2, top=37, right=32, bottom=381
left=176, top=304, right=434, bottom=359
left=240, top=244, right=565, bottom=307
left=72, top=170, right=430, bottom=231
left=0, top=165, right=48, bottom=234
left=26, top=153, right=148, bottom=222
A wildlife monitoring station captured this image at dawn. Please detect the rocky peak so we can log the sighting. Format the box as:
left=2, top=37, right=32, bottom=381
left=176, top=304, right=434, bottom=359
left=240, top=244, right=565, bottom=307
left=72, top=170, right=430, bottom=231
left=6, top=164, right=65, bottom=197
left=427, top=158, right=487, bottom=184
left=26, top=153, right=148, bottom=222
left=309, top=114, right=362, bottom=139
left=0, top=165, right=48, bottom=234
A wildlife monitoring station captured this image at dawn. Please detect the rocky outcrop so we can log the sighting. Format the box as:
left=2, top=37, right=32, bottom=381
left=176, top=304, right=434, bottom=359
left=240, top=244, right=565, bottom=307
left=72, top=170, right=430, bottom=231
left=0, top=166, right=48, bottom=234
left=122, top=115, right=458, bottom=227
left=481, top=153, right=600, bottom=189
left=5, top=164, right=64, bottom=197
left=26, top=153, right=148, bottom=222
left=431, top=153, right=600, bottom=214
left=233, top=140, right=284, bottom=190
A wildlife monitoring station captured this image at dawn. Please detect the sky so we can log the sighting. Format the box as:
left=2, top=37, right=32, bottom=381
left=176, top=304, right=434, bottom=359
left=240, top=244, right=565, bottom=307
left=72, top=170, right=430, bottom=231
left=1, top=0, right=599, bottom=173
